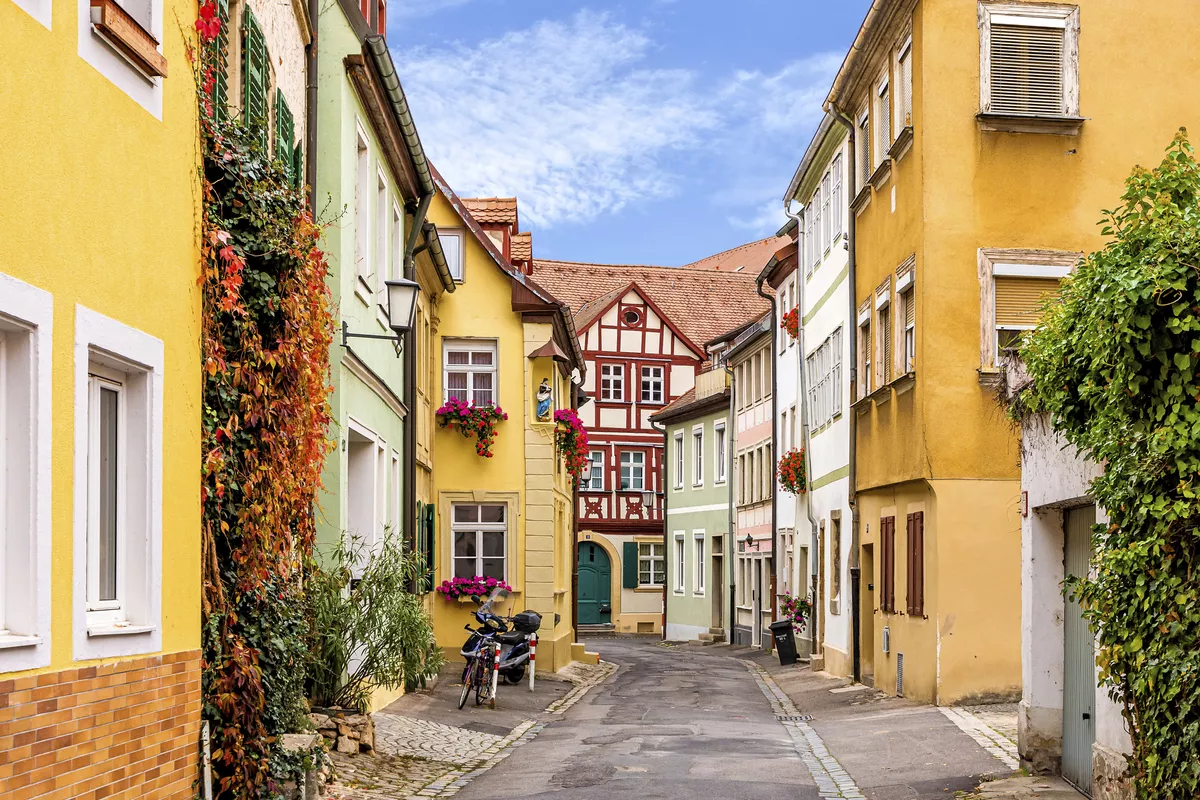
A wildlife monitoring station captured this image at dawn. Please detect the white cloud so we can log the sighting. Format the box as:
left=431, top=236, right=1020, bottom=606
left=390, top=0, right=475, bottom=21
left=728, top=199, right=788, bottom=233
left=393, top=12, right=840, bottom=230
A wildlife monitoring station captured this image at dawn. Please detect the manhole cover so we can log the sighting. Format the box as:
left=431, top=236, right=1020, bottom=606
left=775, top=713, right=814, bottom=722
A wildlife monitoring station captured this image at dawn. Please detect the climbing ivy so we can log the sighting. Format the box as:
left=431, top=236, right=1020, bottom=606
left=1019, top=130, right=1200, bottom=797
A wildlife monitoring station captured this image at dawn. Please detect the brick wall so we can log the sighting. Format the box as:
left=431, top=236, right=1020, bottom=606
left=0, top=650, right=202, bottom=800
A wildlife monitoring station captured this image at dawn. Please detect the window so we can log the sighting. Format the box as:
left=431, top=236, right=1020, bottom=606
left=830, top=515, right=842, bottom=612
left=692, top=427, right=704, bottom=486
left=622, top=308, right=642, bottom=327
left=979, top=249, right=1078, bottom=369
left=390, top=450, right=401, bottom=531
left=693, top=533, right=705, bottom=595
left=583, top=450, right=604, bottom=491
left=452, top=504, right=507, bottom=580
left=995, top=276, right=1060, bottom=353
left=880, top=516, right=896, bottom=613
left=443, top=340, right=497, bottom=405
left=600, top=364, right=624, bottom=401
left=875, top=75, right=892, bottom=165
left=831, top=327, right=843, bottom=417
left=346, top=425, right=384, bottom=573
left=906, top=512, right=925, bottom=617
left=674, top=534, right=685, bottom=593
left=354, top=126, right=370, bottom=289
left=0, top=274, right=52, bottom=669
left=879, top=301, right=892, bottom=386
left=859, top=316, right=872, bottom=397
left=79, top=0, right=166, bottom=116
left=831, top=154, right=843, bottom=240
left=375, top=172, right=389, bottom=307
left=806, top=326, right=843, bottom=430
left=74, top=306, right=164, bottom=658
left=440, top=230, right=464, bottom=282
left=620, top=451, right=644, bottom=491
left=811, top=187, right=822, bottom=267
left=764, top=443, right=773, bottom=500
left=780, top=409, right=789, bottom=452
left=639, top=542, right=665, bottom=586
left=391, top=203, right=403, bottom=285
left=821, top=170, right=832, bottom=253
left=673, top=433, right=684, bottom=490
left=897, top=38, right=913, bottom=130
left=857, top=107, right=871, bottom=189
left=901, top=286, right=915, bottom=372
left=714, top=422, right=727, bottom=484
left=980, top=4, right=1079, bottom=118
left=804, top=209, right=815, bottom=278
left=641, top=365, right=663, bottom=404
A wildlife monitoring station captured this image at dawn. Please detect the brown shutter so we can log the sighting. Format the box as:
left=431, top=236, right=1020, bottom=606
left=880, top=516, right=895, bottom=613
left=907, top=512, right=925, bottom=617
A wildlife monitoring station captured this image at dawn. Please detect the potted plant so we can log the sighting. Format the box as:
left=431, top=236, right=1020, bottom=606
left=435, top=576, right=513, bottom=602
left=553, top=408, right=590, bottom=480
left=436, top=398, right=508, bottom=457
left=777, top=448, right=807, bottom=494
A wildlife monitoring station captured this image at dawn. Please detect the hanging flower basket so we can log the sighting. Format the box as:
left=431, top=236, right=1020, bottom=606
left=553, top=408, right=590, bottom=480
left=778, top=590, right=810, bottom=634
left=435, top=576, right=513, bottom=602
left=781, top=307, right=799, bottom=341
left=778, top=448, right=806, bottom=494
left=436, top=398, right=508, bottom=458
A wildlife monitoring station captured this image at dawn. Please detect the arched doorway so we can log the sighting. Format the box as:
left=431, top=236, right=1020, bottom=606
left=577, top=542, right=612, bottom=625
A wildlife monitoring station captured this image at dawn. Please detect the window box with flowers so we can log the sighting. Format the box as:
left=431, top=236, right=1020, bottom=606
left=436, top=398, right=508, bottom=457
left=435, top=576, right=513, bottom=602
left=777, top=448, right=806, bottom=495
left=778, top=590, right=811, bottom=634
left=553, top=409, right=590, bottom=480
left=781, top=308, right=799, bottom=341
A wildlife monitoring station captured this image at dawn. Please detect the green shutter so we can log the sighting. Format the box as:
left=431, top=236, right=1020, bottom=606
left=622, top=542, right=639, bottom=589
left=292, top=142, right=304, bottom=191
left=275, top=89, right=295, bottom=180
left=422, top=503, right=436, bottom=593
left=241, top=7, right=269, bottom=148
left=208, top=0, right=230, bottom=124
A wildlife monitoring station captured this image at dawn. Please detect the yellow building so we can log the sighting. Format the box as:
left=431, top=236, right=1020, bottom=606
left=0, top=0, right=202, bottom=793
left=825, top=0, right=1200, bottom=705
left=416, top=183, right=586, bottom=673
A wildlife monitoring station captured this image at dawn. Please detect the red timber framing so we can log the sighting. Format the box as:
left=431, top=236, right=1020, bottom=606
left=577, top=284, right=704, bottom=535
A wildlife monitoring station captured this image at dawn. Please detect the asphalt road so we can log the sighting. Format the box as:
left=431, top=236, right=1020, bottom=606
left=455, top=637, right=822, bottom=800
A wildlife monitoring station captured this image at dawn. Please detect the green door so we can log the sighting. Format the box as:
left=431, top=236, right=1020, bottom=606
left=577, top=542, right=611, bottom=625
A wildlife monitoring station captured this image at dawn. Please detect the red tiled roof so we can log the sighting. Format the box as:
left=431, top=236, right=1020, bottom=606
left=461, top=197, right=518, bottom=225
left=680, top=236, right=792, bottom=272
left=654, top=387, right=697, bottom=418
left=532, top=259, right=769, bottom=348
left=510, top=231, right=532, bottom=262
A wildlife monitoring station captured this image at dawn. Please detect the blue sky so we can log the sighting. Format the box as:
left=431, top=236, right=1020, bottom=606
left=390, top=1, right=870, bottom=266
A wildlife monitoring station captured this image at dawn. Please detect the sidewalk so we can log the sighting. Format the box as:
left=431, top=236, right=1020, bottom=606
left=326, top=658, right=615, bottom=800
left=727, top=642, right=1024, bottom=798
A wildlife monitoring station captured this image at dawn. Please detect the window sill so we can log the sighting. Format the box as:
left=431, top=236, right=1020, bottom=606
left=375, top=304, right=390, bottom=331
left=868, top=384, right=892, bottom=406
left=890, top=371, right=916, bottom=396
left=87, top=623, right=156, bottom=638
left=637, top=585, right=664, bottom=592
left=977, top=112, right=1085, bottom=137
left=888, top=126, right=914, bottom=162
left=90, top=0, right=167, bottom=80
left=0, top=634, right=43, bottom=650
left=868, top=159, right=893, bottom=191
left=977, top=368, right=1004, bottom=387
left=850, top=184, right=872, bottom=216
left=851, top=394, right=873, bottom=415
left=354, top=278, right=373, bottom=307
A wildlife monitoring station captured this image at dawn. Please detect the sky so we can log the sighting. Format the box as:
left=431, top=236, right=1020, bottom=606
left=389, top=1, right=870, bottom=267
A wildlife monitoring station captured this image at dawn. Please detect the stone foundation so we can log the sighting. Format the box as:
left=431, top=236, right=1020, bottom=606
left=1017, top=703, right=1063, bottom=775
left=1092, top=742, right=1132, bottom=800
left=311, top=708, right=375, bottom=754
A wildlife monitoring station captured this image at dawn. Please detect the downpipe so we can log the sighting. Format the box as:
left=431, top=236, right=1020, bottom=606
left=650, top=417, right=669, bottom=640
left=725, top=363, right=737, bottom=646
left=755, top=276, right=778, bottom=648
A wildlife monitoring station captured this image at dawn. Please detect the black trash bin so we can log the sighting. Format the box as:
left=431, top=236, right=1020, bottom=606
left=769, top=620, right=798, bottom=666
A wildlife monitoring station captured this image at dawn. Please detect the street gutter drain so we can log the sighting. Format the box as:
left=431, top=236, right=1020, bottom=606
left=775, top=714, right=814, bottom=722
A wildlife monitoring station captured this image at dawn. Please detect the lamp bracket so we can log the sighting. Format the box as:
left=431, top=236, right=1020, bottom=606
left=341, top=321, right=405, bottom=357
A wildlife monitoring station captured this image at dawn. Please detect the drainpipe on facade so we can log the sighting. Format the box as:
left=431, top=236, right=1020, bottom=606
left=829, top=103, right=861, bottom=684
left=304, top=0, right=318, bottom=210
left=571, top=382, right=580, bottom=641
left=402, top=192, right=433, bottom=562
left=650, top=417, right=669, bottom=640
left=724, top=363, right=736, bottom=645
left=783, top=202, right=819, bottom=660
left=755, top=278, right=778, bottom=644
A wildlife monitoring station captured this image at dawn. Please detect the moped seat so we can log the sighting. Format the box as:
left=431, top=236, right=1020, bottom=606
left=496, top=631, right=525, bottom=646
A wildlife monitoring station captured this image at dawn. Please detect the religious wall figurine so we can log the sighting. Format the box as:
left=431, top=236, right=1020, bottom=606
left=536, top=378, right=552, bottom=421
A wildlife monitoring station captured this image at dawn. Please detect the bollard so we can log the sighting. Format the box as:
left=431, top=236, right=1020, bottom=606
left=529, top=634, right=537, bottom=692
left=490, top=642, right=500, bottom=709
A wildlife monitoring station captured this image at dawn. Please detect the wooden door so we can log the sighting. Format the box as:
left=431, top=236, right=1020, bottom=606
left=578, top=542, right=611, bottom=625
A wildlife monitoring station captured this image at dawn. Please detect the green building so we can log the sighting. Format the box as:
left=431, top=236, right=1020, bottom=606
left=652, top=369, right=733, bottom=642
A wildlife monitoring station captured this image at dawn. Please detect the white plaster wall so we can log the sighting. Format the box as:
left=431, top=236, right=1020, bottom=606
left=670, top=364, right=695, bottom=395
left=666, top=621, right=709, bottom=641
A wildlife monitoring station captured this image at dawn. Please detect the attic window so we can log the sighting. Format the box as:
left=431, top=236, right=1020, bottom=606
left=622, top=309, right=642, bottom=327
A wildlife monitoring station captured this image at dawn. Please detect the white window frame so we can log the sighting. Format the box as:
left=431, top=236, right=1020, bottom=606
left=86, top=364, right=127, bottom=627
left=714, top=421, right=727, bottom=485
left=875, top=74, right=892, bottom=166
left=639, top=541, right=665, bottom=587
left=640, top=364, right=664, bottom=404
left=620, top=451, right=645, bottom=491
left=821, top=170, right=832, bottom=254
left=73, top=305, right=163, bottom=660
left=0, top=274, right=53, bottom=670
left=354, top=124, right=372, bottom=298
left=443, top=339, right=498, bottom=406
left=979, top=3, right=1080, bottom=118
left=450, top=503, right=508, bottom=581
left=896, top=37, right=914, bottom=132
left=391, top=449, right=401, bottom=532
left=673, top=432, right=684, bottom=490
left=78, top=0, right=165, bottom=117
left=856, top=107, right=871, bottom=190
left=978, top=248, right=1080, bottom=370
left=692, top=425, right=704, bottom=487
left=374, top=170, right=390, bottom=319
left=391, top=202, right=404, bottom=285
left=831, top=153, right=844, bottom=239
left=440, top=229, right=465, bottom=282
left=674, top=533, right=686, bottom=594
left=583, top=450, right=605, bottom=491
left=693, top=531, right=705, bottom=596
left=811, top=186, right=822, bottom=268
left=600, top=363, right=625, bottom=401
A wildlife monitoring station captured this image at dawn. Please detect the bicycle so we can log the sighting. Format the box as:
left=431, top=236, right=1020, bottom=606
left=458, top=631, right=497, bottom=710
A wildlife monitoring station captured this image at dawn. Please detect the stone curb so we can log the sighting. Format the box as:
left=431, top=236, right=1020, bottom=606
left=939, top=706, right=1021, bottom=771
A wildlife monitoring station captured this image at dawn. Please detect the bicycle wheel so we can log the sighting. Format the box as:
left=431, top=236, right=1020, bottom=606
left=475, top=650, right=493, bottom=706
left=458, top=659, right=475, bottom=710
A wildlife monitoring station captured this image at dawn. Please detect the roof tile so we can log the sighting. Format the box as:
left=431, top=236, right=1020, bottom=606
left=460, top=197, right=518, bottom=225
left=680, top=235, right=792, bottom=272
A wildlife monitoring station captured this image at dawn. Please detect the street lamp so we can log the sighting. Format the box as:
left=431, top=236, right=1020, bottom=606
left=640, top=489, right=656, bottom=509
left=341, top=278, right=420, bottom=356
left=743, top=532, right=756, bottom=551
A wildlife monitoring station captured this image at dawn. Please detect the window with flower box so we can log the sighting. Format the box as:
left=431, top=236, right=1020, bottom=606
left=452, top=504, right=506, bottom=580
left=443, top=340, right=497, bottom=406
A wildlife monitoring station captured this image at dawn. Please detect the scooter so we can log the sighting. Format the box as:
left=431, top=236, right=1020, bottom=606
left=460, top=592, right=541, bottom=685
